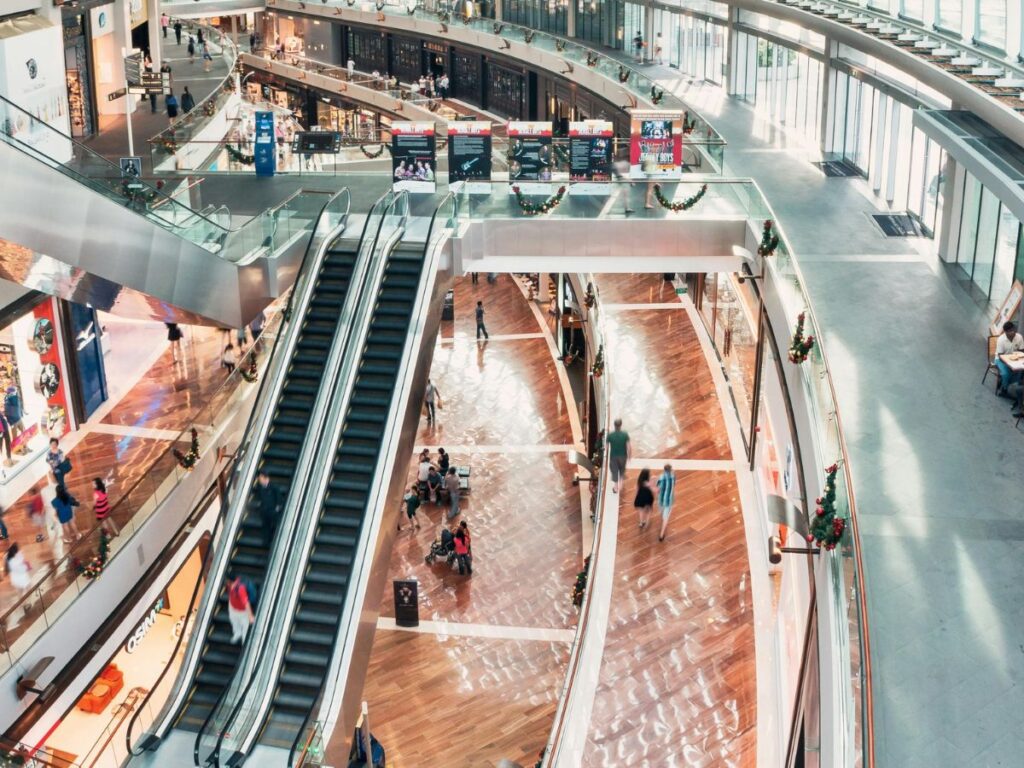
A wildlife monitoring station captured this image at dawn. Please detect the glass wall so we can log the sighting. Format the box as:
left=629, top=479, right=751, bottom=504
left=975, top=0, right=1007, bottom=49
left=504, top=0, right=569, bottom=36
left=652, top=11, right=727, bottom=84
left=731, top=30, right=823, bottom=142
left=574, top=0, right=622, bottom=49
left=953, top=170, right=1024, bottom=304
left=937, top=0, right=964, bottom=31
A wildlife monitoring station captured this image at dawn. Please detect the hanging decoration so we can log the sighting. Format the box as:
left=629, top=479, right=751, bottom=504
left=787, top=312, right=815, bottom=364
left=203, top=100, right=217, bottom=117
left=173, top=428, right=201, bottom=470
left=583, top=282, right=596, bottom=309
left=807, top=463, right=845, bottom=551
left=226, top=144, right=255, bottom=165
left=241, top=354, right=259, bottom=383
left=511, top=185, right=567, bottom=215
left=571, top=555, right=592, bottom=607
left=76, top=532, right=110, bottom=580
left=591, top=344, right=605, bottom=378
left=758, top=219, right=780, bottom=258
left=359, top=143, right=387, bottom=159
left=652, top=183, right=708, bottom=212
left=157, top=136, right=177, bottom=154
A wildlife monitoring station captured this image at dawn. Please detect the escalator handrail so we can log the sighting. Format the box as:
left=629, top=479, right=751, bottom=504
left=134, top=188, right=350, bottom=752
left=191, top=189, right=382, bottom=766
left=206, top=191, right=405, bottom=766
left=221, top=191, right=411, bottom=763
left=287, top=193, right=458, bottom=764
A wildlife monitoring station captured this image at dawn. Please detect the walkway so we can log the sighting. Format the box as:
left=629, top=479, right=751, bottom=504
left=0, top=319, right=245, bottom=659
left=582, top=274, right=756, bottom=767
left=356, top=274, right=584, bottom=766
left=630, top=56, right=1024, bottom=766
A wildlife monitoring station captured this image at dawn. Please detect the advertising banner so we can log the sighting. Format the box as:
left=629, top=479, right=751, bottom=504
left=31, top=299, right=72, bottom=439
left=391, top=122, right=437, bottom=193
left=448, top=121, right=491, bottom=192
left=569, top=120, right=613, bottom=182
left=254, top=111, right=276, bottom=177
left=629, top=110, right=683, bottom=180
left=507, top=121, right=553, bottom=183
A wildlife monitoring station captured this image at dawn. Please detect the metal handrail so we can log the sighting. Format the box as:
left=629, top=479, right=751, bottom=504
left=285, top=192, right=455, bottom=766
left=206, top=191, right=404, bottom=766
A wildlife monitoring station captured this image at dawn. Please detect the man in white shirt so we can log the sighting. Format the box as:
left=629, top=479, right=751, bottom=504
left=995, top=321, right=1024, bottom=396
left=347, top=58, right=355, bottom=79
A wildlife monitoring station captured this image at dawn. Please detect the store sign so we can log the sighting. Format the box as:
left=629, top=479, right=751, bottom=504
left=125, top=597, right=165, bottom=654
left=254, top=111, right=276, bottom=177
left=568, top=120, right=613, bottom=183
left=393, top=580, right=419, bottom=627
left=447, top=121, right=491, bottom=192
left=628, top=109, right=683, bottom=180
left=390, top=122, right=436, bottom=193
left=90, top=5, right=114, bottom=40
left=507, top=121, right=553, bottom=184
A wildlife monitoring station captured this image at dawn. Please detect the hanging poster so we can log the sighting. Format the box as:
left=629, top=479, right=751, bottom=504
left=31, top=299, right=72, bottom=439
left=569, top=120, right=613, bottom=183
left=507, top=121, right=553, bottom=184
left=448, top=121, right=491, bottom=192
left=391, top=122, right=436, bottom=193
left=628, top=109, right=683, bottom=180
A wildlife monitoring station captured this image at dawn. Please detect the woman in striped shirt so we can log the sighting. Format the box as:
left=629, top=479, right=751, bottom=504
left=93, top=478, right=119, bottom=538
left=657, top=465, right=676, bottom=542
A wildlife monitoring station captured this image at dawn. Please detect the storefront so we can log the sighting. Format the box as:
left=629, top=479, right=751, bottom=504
left=0, top=297, right=76, bottom=486
left=39, top=541, right=208, bottom=766
left=62, top=8, right=98, bottom=138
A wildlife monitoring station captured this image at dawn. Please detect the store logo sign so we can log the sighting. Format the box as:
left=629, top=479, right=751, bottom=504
left=97, top=12, right=107, bottom=30
left=76, top=321, right=96, bottom=351
left=25, top=59, right=37, bottom=80
left=125, top=597, right=164, bottom=654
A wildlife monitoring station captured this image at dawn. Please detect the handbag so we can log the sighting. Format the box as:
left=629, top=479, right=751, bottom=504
left=58, top=457, right=72, bottom=475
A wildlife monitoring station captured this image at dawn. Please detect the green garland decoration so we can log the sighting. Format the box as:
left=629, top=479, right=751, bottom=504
left=203, top=100, right=217, bottom=117
left=652, top=183, right=708, bottom=212
left=226, top=144, right=254, bottom=165
left=77, top=532, right=110, bottom=580
left=591, top=344, right=605, bottom=378
left=360, top=143, right=387, bottom=159
left=240, top=354, right=259, bottom=383
left=807, top=463, right=845, bottom=551
left=173, top=428, right=200, bottom=470
left=787, top=312, right=815, bottom=364
left=157, top=136, right=177, bottom=154
left=758, top=219, right=780, bottom=258
left=512, top=185, right=567, bottom=216
left=571, top=555, right=591, bottom=607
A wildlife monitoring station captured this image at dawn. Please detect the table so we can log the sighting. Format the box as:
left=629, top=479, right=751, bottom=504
left=999, top=353, right=1024, bottom=372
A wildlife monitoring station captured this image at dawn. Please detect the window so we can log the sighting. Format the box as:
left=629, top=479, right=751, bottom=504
left=901, top=0, right=924, bottom=19
left=936, top=0, right=963, bottom=32
left=976, top=0, right=1007, bottom=49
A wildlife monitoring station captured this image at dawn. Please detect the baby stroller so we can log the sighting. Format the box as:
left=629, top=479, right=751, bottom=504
left=424, top=527, right=456, bottom=566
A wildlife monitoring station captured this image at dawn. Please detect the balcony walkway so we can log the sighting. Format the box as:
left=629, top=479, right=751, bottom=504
left=627, top=54, right=1024, bottom=766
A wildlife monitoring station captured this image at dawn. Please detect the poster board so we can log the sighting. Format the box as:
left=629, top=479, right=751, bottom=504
left=254, top=111, right=276, bottom=177
left=507, top=121, right=553, bottom=183
left=628, top=109, right=682, bottom=180
left=990, top=279, right=1023, bottom=337
left=448, top=121, right=491, bottom=192
left=391, top=122, right=436, bottom=193
left=569, top=120, right=613, bottom=183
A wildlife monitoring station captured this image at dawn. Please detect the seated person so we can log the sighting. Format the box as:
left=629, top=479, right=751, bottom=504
left=995, top=321, right=1024, bottom=396
left=426, top=466, right=443, bottom=504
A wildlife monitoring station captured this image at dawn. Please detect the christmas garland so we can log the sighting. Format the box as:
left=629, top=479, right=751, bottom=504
left=787, top=312, right=815, bottom=364
left=589, top=429, right=605, bottom=519
left=157, top=136, right=177, bottom=154
left=173, top=428, right=200, bottom=470
left=511, top=185, right=567, bottom=215
left=583, top=282, right=596, bottom=309
left=757, top=219, right=780, bottom=258
left=203, top=100, right=217, bottom=117
left=226, top=144, right=255, bottom=165
left=807, top=463, right=845, bottom=551
left=360, top=143, right=387, bottom=159
left=77, top=532, right=110, bottom=580
left=240, top=354, right=259, bottom=383
left=571, top=555, right=591, bottom=607
left=591, top=344, right=605, bottom=378
left=652, top=183, right=708, bottom=212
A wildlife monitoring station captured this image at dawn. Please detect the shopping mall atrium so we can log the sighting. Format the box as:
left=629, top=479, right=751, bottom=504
left=0, top=0, right=1020, bottom=765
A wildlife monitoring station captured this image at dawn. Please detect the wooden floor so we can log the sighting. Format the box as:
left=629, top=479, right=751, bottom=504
left=582, top=275, right=757, bottom=767
left=0, top=323, right=239, bottom=644
left=357, top=275, right=583, bottom=767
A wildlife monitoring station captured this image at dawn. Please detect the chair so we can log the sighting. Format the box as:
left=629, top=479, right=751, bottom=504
left=984, top=335, right=1001, bottom=389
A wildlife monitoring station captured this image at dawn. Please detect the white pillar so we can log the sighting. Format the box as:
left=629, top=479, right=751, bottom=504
left=147, top=0, right=162, bottom=69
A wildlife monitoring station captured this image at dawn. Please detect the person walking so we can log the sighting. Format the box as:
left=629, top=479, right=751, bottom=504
left=459, top=520, right=472, bottom=568
left=201, top=41, right=213, bottom=72
left=398, top=485, right=421, bottom=531
left=253, top=470, right=283, bottom=547
left=4, top=384, right=24, bottom=453
left=656, top=464, right=676, bottom=542
left=6, top=543, right=32, bottom=609
left=222, top=343, right=238, bottom=373
left=165, top=322, right=184, bottom=361
left=249, top=31, right=257, bottom=52
left=606, top=419, right=631, bottom=494
left=174, top=21, right=183, bottom=45
left=347, top=57, right=356, bottom=79
left=633, top=468, right=654, bottom=530
left=26, top=487, right=47, bottom=543
left=444, top=467, right=461, bottom=520
left=424, top=378, right=441, bottom=424
left=93, top=478, right=119, bottom=537
left=180, top=86, right=195, bottom=114
left=453, top=528, right=472, bottom=575
left=165, top=90, right=179, bottom=120
left=46, top=437, right=70, bottom=486
left=197, top=27, right=205, bottom=46
left=227, top=572, right=254, bottom=644
left=52, top=484, right=81, bottom=543
left=0, top=411, right=12, bottom=468
left=475, top=301, right=489, bottom=340
left=187, top=36, right=196, bottom=64
left=161, top=13, right=169, bottom=38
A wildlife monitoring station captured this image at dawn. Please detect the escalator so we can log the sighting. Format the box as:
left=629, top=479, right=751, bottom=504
left=257, top=237, right=430, bottom=750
